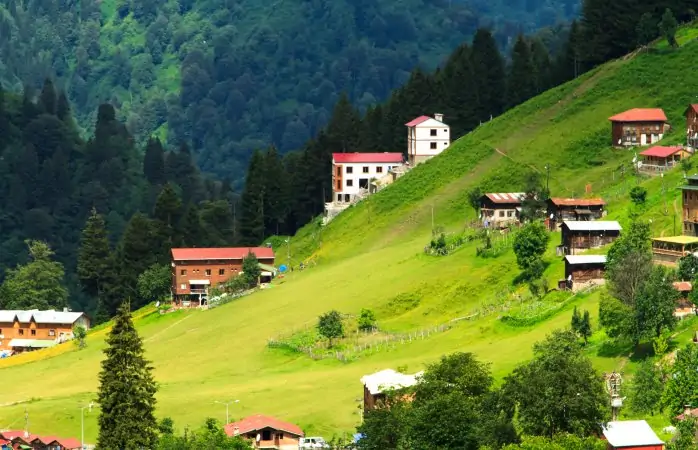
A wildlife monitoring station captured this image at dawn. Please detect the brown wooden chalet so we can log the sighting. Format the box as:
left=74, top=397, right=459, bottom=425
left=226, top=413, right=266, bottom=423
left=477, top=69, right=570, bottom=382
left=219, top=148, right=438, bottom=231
left=686, top=104, right=698, bottom=148
left=681, top=175, right=698, bottom=236
left=609, top=108, right=668, bottom=147
left=479, top=193, right=524, bottom=228
left=547, top=197, right=605, bottom=230
left=652, top=236, right=698, bottom=266
left=560, top=221, right=622, bottom=255
left=564, top=255, right=606, bottom=290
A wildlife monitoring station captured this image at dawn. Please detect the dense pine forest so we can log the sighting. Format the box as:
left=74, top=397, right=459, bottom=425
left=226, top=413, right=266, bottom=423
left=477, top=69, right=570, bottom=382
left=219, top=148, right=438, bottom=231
left=237, top=0, right=698, bottom=245
left=0, top=0, right=581, bottom=181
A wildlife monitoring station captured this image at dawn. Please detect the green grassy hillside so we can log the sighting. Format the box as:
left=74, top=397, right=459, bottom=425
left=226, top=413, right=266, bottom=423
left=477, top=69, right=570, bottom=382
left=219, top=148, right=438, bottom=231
left=2, top=30, right=698, bottom=442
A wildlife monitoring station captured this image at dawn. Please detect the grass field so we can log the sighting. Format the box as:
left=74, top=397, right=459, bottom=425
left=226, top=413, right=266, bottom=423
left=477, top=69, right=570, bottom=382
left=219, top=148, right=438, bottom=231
left=3, top=30, right=698, bottom=442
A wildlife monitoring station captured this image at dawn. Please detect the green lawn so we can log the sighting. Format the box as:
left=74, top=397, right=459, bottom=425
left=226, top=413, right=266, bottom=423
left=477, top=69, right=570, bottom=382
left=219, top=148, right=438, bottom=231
left=4, top=27, right=698, bottom=442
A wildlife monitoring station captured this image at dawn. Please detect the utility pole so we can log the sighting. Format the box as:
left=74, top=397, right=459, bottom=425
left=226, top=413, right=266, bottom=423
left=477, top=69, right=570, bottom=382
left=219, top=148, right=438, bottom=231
left=80, top=402, right=93, bottom=450
left=215, top=399, right=239, bottom=424
left=431, top=203, right=434, bottom=233
left=545, top=164, right=550, bottom=193
left=286, top=238, right=290, bottom=267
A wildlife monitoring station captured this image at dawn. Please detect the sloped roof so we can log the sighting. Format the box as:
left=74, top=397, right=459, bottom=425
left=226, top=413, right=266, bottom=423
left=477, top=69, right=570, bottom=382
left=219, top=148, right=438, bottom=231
left=0, top=310, right=86, bottom=325
left=0, top=431, right=26, bottom=440
left=483, top=193, right=526, bottom=204
left=565, top=255, right=607, bottom=265
left=673, top=281, right=693, bottom=292
left=639, top=145, right=683, bottom=158
left=361, top=369, right=424, bottom=395
left=56, top=437, right=82, bottom=449
left=405, top=115, right=445, bottom=127
left=609, top=108, right=667, bottom=122
left=171, top=247, right=274, bottom=261
left=224, top=414, right=303, bottom=437
left=549, top=197, right=605, bottom=207
left=602, top=420, right=663, bottom=447
left=562, top=221, right=622, bottom=232
left=8, top=339, right=57, bottom=348
left=332, top=152, right=404, bottom=164
left=685, top=104, right=698, bottom=115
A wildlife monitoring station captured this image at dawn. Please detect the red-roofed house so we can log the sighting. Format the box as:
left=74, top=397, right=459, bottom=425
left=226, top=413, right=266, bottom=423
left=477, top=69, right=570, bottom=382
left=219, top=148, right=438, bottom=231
left=673, top=281, right=694, bottom=318
left=406, top=113, right=450, bottom=165
left=479, top=193, right=526, bottom=228
left=331, top=152, right=404, bottom=204
left=639, top=146, right=688, bottom=173
left=0, top=430, right=82, bottom=450
left=171, top=247, right=276, bottom=307
left=224, top=414, right=303, bottom=449
left=685, top=104, right=698, bottom=148
left=546, top=197, right=606, bottom=229
left=609, top=108, right=669, bottom=147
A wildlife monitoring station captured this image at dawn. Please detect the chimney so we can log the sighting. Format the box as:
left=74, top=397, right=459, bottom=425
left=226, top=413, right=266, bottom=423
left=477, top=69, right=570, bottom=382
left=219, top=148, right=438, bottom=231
left=434, top=113, right=444, bottom=122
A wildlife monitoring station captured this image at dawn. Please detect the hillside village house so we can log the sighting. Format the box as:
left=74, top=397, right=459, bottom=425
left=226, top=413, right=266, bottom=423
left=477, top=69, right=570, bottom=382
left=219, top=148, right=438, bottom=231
left=638, top=146, right=688, bottom=173
left=361, top=369, right=423, bottom=412
left=546, top=197, right=605, bottom=230
left=672, top=281, right=694, bottom=318
left=479, top=193, right=525, bottom=228
left=0, top=310, right=89, bottom=354
left=651, top=236, right=698, bottom=266
left=0, top=430, right=82, bottom=449
left=685, top=104, right=698, bottom=148
left=681, top=175, right=698, bottom=235
left=171, top=247, right=276, bottom=307
left=224, top=414, right=303, bottom=450
left=560, top=221, right=622, bottom=255
left=602, top=420, right=664, bottom=450
left=609, top=108, right=668, bottom=147
left=331, top=152, right=404, bottom=204
left=405, top=113, right=451, bottom=165
left=563, top=255, right=606, bottom=291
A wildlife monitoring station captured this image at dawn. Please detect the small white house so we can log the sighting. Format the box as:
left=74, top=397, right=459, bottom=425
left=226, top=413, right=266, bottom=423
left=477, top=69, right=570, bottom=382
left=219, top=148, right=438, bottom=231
left=405, top=113, right=451, bottom=165
left=331, top=152, right=404, bottom=203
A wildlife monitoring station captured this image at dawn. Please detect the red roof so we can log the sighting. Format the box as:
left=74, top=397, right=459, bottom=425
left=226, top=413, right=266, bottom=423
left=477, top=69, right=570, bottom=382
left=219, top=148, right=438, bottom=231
left=609, top=108, right=667, bottom=123
left=483, top=193, right=525, bottom=205
left=56, top=437, right=82, bottom=449
left=0, top=431, right=25, bottom=440
left=171, top=247, right=274, bottom=261
left=332, top=152, right=403, bottom=164
left=685, top=104, right=698, bottom=115
left=677, top=407, right=698, bottom=420
left=549, top=197, right=605, bottom=207
left=30, top=435, right=58, bottom=444
left=640, top=145, right=683, bottom=158
left=224, top=414, right=303, bottom=438
left=405, top=115, right=431, bottom=126
left=673, top=281, right=693, bottom=292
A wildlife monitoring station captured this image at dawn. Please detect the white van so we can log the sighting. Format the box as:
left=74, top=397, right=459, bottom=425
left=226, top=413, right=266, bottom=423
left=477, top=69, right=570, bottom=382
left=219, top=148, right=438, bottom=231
left=299, top=436, right=330, bottom=449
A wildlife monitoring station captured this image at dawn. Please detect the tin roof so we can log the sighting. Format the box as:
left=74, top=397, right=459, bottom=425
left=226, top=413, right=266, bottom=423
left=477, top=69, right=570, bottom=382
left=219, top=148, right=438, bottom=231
left=332, top=152, right=404, bottom=164
left=361, top=369, right=424, bottom=395
left=483, top=193, right=526, bottom=204
left=171, top=247, right=275, bottom=261
left=224, top=414, right=303, bottom=437
left=639, top=145, right=683, bottom=158
left=602, top=420, right=663, bottom=447
left=652, top=236, right=698, bottom=245
left=549, top=197, right=605, bottom=207
left=562, top=221, right=622, bottom=231
left=0, top=310, right=86, bottom=325
left=608, top=108, right=667, bottom=122
left=564, top=255, right=607, bottom=265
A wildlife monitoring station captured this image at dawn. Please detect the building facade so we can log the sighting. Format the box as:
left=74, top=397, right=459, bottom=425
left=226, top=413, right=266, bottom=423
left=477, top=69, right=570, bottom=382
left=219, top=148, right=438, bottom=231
left=560, top=221, right=622, bottom=254
left=479, top=193, right=525, bottom=228
left=547, top=197, right=605, bottom=230
left=331, top=153, right=404, bottom=204
left=564, top=255, right=606, bottom=290
left=681, top=175, right=698, bottom=236
left=685, top=104, right=698, bottom=148
left=405, top=114, right=450, bottom=165
left=171, top=247, right=275, bottom=306
left=0, top=310, right=90, bottom=353
left=651, top=236, right=698, bottom=266
left=609, top=108, right=668, bottom=147
left=224, top=414, right=303, bottom=450
left=638, top=145, right=688, bottom=174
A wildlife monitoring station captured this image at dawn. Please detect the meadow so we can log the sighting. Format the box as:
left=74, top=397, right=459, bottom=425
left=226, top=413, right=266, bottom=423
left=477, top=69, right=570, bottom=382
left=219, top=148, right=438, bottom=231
left=2, top=31, right=698, bottom=442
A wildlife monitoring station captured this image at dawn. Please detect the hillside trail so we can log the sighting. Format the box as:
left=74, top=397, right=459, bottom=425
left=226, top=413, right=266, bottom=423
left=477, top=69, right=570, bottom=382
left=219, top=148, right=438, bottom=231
left=144, top=314, right=193, bottom=343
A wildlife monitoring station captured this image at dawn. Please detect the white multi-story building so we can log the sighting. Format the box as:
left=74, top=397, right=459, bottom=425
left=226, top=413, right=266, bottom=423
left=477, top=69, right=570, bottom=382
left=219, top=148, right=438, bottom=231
left=331, top=152, right=404, bottom=203
left=405, top=113, right=450, bottom=165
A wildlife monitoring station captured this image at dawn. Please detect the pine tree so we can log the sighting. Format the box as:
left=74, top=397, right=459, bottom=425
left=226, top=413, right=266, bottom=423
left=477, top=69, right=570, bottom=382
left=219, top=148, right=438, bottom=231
left=507, top=35, right=536, bottom=108
left=119, top=213, right=158, bottom=305
left=579, top=310, right=592, bottom=344
left=530, top=38, right=552, bottom=94
left=180, top=203, right=201, bottom=247
left=240, top=150, right=265, bottom=245
left=77, top=208, right=112, bottom=298
left=153, top=182, right=184, bottom=261
left=326, top=92, right=361, bottom=153
left=97, top=302, right=158, bottom=449
left=471, top=29, right=506, bottom=123
left=571, top=305, right=582, bottom=334
left=659, top=8, right=678, bottom=48
left=262, top=146, right=289, bottom=236
left=556, top=20, right=582, bottom=82
left=636, top=12, right=658, bottom=48
left=39, top=78, right=57, bottom=115
left=143, top=137, right=166, bottom=185
left=56, top=91, right=71, bottom=122
left=439, top=44, right=478, bottom=136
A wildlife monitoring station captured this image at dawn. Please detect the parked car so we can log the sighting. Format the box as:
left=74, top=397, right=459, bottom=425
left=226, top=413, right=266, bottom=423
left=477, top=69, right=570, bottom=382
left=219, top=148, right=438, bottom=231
left=299, top=436, right=330, bottom=449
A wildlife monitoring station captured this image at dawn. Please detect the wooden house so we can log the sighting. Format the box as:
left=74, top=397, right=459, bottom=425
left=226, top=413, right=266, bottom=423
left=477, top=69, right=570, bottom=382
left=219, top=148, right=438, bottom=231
left=673, top=281, right=694, bottom=318
left=560, top=221, right=622, bottom=255
left=547, top=197, right=605, bottom=230
left=361, top=369, right=422, bottom=411
left=564, top=255, right=606, bottom=291
left=681, top=175, right=698, bottom=236
left=685, top=104, right=698, bottom=148
left=602, top=420, right=664, bottom=450
left=609, top=108, right=668, bottom=147
left=638, top=146, right=688, bottom=174
left=0, top=310, right=90, bottom=353
left=479, top=193, right=525, bottom=228
left=224, top=414, right=303, bottom=450
left=651, top=236, right=698, bottom=266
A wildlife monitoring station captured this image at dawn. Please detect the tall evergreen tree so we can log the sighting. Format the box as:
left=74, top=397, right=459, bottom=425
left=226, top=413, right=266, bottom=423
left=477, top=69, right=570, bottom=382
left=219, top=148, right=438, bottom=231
left=325, top=92, right=361, bottom=153
left=240, top=150, right=265, bottom=245
left=56, top=91, right=71, bottom=122
left=77, top=208, right=112, bottom=299
left=97, top=302, right=158, bottom=449
left=118, top=212, right=158, bottom=304
left=143, top=137, right=166, bottom=185
left=262, top=146, right=289, bottom=236
left=581, top=0, right=640, bottom=67
left=153, top=182, right=184, bottom=260
left=530, top=38, right=552, bottom=94
left=439, top=44, right=478, bottom=136
left=471, top=29, right=506, bottom=123
left=39, top=78, right=57, bottom=115
left=507, top=35, right=536, bottom=108
left=179, top=203, right=201, bottom=247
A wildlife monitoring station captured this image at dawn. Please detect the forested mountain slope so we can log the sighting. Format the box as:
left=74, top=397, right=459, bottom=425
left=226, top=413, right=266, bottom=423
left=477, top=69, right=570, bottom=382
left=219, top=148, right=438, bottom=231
left=0, top=0, right=580, bottom=180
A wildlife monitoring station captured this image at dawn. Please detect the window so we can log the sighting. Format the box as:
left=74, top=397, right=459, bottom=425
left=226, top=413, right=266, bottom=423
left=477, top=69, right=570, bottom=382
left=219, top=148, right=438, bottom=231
left=205, top=269, right=211, bottom=276
left=19, top=329, right=24, bottom=336
left=262, top=430, right=272, bottom=441
left=31, top=329, right=36, bottom=336
left=180, top=269, right=187, bottom=276
left=180, top=283, right=186, bottom=289
left=444, top=142, right=448, bottom=146
left=507, top=211, right=514, bottom=217
left=49, top=329, right=55, bottom=337
left=0, top=329, right=3, bottom=335
left=430, top=142, right=437, bottom=149
left=430, top=129, right=437, bottom=136
left=277, top=433, right=284, bottom=439
left=346, top=166, right=353, bottom=174
left=376, top=167, right=383, bottom=173
left=344, top=194, right=351, bottom=202
left=498, top=211, right=505, bottom=217
left=219, top=269, right=225, bottom=275
left=362, top=166, right=369, bottom=173
left=337, top=194, right=342, bottom=202
left=346, top=179, right=353, bottom=187
left=336, top=167, right=341, bottom=176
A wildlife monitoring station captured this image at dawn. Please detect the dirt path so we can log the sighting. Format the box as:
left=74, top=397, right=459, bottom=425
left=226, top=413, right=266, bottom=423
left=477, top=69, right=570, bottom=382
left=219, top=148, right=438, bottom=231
left=144, top=314, right=193, bottom=343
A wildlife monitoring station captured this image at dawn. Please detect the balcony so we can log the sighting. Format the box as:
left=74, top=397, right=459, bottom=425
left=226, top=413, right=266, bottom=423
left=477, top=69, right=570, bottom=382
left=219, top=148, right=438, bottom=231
left=189, top=289, right=207, bottom=295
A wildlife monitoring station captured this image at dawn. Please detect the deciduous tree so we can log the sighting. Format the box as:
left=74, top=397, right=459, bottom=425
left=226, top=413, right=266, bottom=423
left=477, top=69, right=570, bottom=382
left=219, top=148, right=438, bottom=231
left=663, top=344, right=698, bottom=416
left=317, top=310, right=344, bottom=347
left=629, top=359, right=663, bottom=415
left=660, top=8, right=679, bottom=48
left=513, top=222, right=550, bottom=279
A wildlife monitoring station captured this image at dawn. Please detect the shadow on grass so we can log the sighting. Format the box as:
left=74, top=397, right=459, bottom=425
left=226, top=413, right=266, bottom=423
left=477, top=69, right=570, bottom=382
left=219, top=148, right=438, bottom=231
left=596, top=339, right=665, bottom=363
left=512, top=261, right=552, bottom=286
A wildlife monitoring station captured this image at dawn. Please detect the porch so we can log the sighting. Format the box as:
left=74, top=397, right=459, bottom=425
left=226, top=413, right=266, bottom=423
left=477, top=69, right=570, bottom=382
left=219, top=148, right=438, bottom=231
left=651, top=236, right=698, bottom=266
